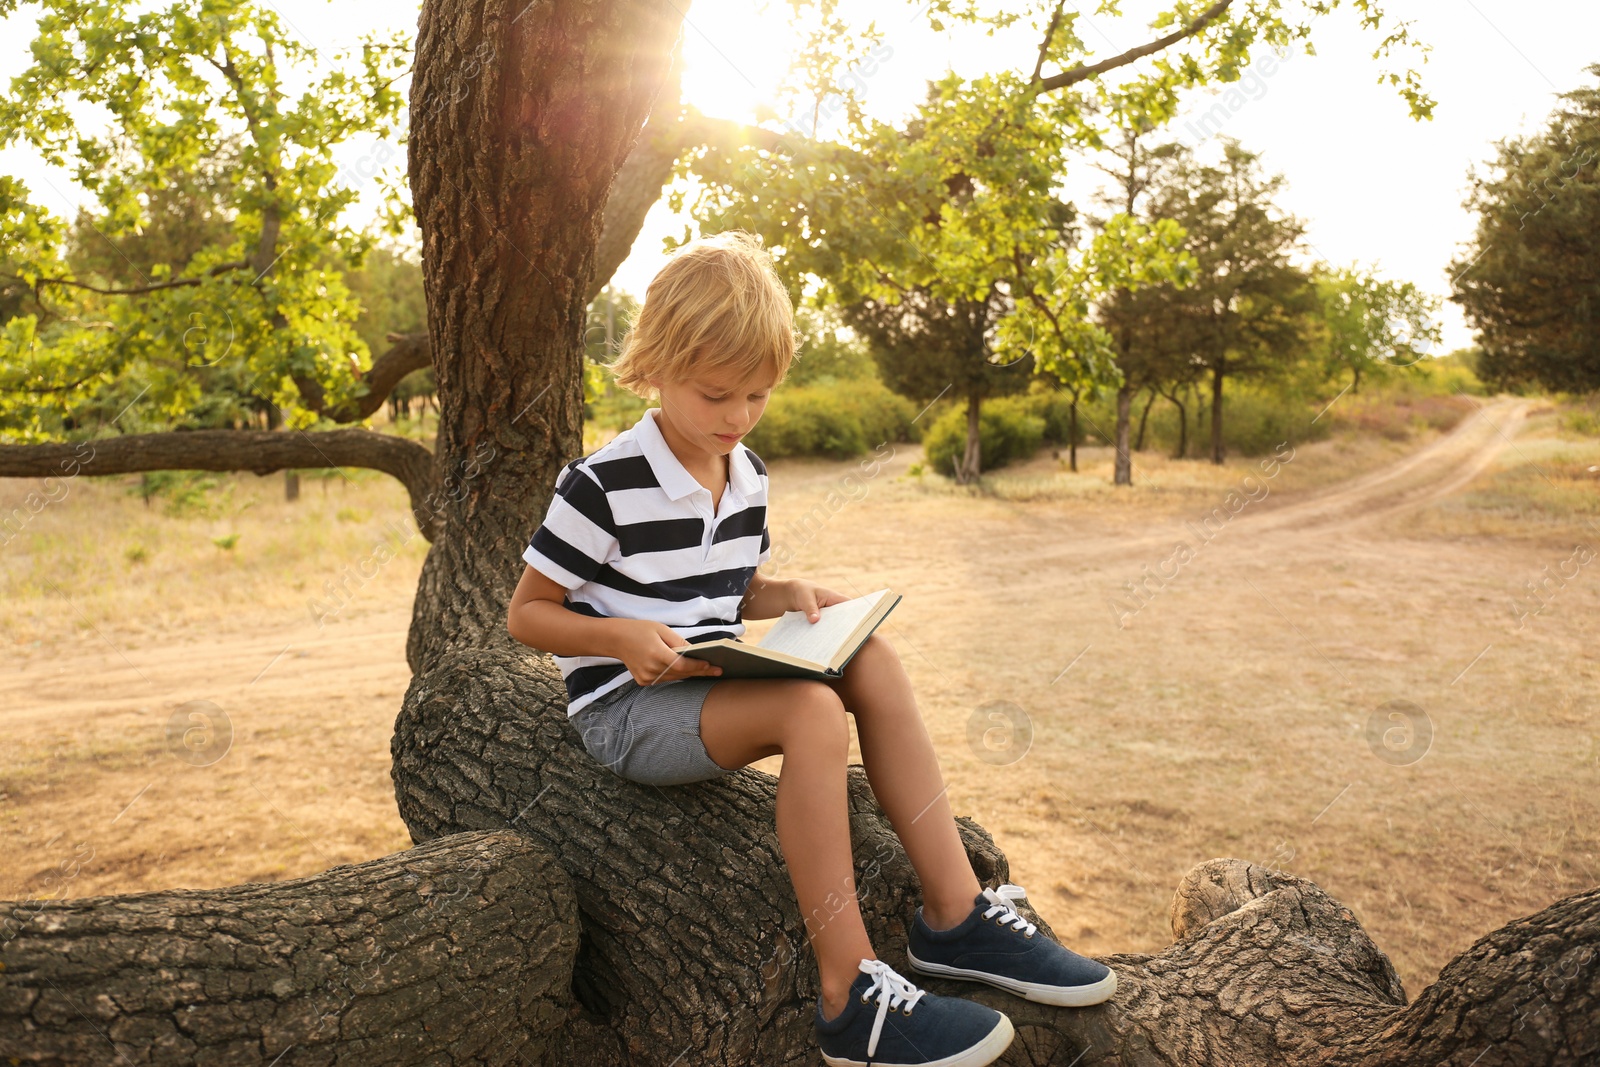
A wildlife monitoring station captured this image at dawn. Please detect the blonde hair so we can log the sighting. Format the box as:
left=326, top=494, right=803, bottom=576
left=608, top=230, right=800, bottom=400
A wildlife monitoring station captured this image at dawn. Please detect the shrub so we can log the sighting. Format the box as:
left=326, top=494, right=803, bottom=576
left=920, top=396, right=1046, bottom=476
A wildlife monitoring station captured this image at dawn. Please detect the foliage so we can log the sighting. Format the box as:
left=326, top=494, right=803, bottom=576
left=679, top=0, right=1430, bottom=403
left=839, top=284, right=1034, bottom=404
left=786, top=303, right=877, bottom=387
left=742, top=376, right=921, bottom=459
left=343, top=242, right=427, bottom=361
left=1451, top=62, right=1600, bottom=394
left=0, top=0, right=411, bottom=443
left=340, top=239, right=434, bottom=420
left=1311, top=263, right=1442, bottom=393
left=586, top=286, right=640, bottom=366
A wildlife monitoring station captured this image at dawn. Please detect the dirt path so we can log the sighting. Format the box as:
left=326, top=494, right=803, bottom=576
left=1245, top=397, right=1532, bottom=536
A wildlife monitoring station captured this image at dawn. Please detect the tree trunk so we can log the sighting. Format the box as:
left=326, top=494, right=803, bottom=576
left=1210, top=360, right=1226, bottom=465
left=402, top=0, right=680, bottom=676
left=1163, top=386, right=1188, bottom=458
left=1114, top=383, right=1133, bottom=486
left=1067, top=392, right=1079, bottom=472
left=955, top=393, right=982, bottom=484
left=0, top=829, right=581, bottom=1066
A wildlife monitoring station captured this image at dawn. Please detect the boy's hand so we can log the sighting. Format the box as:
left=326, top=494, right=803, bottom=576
left=612, top=619, right=725, bottom=686
left=786, top=580, right=852, bottom=623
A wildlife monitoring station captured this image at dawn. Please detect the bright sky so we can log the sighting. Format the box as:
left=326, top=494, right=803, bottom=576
left=2, top=0, right=1595, bottom=353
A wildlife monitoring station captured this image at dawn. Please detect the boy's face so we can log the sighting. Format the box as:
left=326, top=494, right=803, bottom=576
left=650, top=365, right=776, bottom=463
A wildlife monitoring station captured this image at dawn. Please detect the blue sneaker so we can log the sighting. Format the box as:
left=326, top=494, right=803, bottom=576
left=815, top=958, right=1014, bottom=1067
left=906, top=884, right=1117, bottom=1007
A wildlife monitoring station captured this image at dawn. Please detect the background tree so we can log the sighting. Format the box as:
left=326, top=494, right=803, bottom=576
left=1313, top=263, right=1441, bottom=394
left=1451, top=62, right=1600, bottom=394
left=841, top=283, right=1033, bottom=482
left=1143, top=138, right=1317, bottom=464
left=1089, top=126, right=1194, bottom=484
left=687, top=54, right=1201, bottom=482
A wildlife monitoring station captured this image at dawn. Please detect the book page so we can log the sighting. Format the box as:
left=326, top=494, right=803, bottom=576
left=757, top=589, right=889, bottom=666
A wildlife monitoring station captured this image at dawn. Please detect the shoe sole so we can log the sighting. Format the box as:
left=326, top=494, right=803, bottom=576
left=820, top=1011, right=1014, bottom=1067
left=904, top=950, right=1118, bottom=1007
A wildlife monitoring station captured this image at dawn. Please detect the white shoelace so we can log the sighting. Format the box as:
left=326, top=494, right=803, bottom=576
left=980, top=883, right=1038, bottom=936
left=854, top=958, right=927, bottom=1058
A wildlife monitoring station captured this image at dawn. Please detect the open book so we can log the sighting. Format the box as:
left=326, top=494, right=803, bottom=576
left=673, top=588, right=902, bottom=679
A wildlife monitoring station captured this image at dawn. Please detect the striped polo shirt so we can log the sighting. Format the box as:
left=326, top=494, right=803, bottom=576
left=522, top=406, right=771, bottom=716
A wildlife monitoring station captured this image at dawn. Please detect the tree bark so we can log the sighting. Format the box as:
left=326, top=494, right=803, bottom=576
left=0, top=830, right=581, bottom=1066
left=401, top=0, right=681, bottom=676
left=289, top=333, right=433, bottom=424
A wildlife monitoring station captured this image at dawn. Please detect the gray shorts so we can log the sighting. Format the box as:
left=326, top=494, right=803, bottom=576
left=570, top=676, right=737, bottom=786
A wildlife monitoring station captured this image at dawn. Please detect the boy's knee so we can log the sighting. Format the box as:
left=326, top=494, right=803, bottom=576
left=780, top=684, right=849, bottom=751
left=855, top=632, right=898, bottom=668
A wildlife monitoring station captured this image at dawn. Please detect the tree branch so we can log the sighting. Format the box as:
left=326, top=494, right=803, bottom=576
left=282, top=331, right=431, bottom=424
left=1037, top=0, right=1234, bottom=93
left=0, top=428, right=444, bottom=540
left=1031, top=1, right=1067, bottom=85
left=4, top=261, right=252, bottom=296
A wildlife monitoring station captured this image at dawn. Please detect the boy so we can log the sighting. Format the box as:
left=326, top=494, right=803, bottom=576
left=507, top=231, right=1114, bottom=1067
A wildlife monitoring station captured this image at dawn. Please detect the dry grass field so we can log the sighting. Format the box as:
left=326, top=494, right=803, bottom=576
left=2, top=391, right=1597, bottom=999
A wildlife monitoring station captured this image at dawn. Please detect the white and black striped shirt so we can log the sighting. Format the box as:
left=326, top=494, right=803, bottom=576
left=522, top=406, right=771, bottom=716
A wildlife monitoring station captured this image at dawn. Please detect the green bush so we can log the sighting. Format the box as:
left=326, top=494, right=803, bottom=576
left=920, top=396, right=1046, bottom=476
left=745, top=378, right=921, bottom=459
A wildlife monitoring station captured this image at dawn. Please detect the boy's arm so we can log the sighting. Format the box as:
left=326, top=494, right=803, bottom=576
left=507, top=565, right=633, bottom=658
left=739, top=570, right=793, bottom=621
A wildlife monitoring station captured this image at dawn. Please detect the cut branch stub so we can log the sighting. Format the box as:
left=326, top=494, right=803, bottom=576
left=0, top=830, right=579, bottom=1066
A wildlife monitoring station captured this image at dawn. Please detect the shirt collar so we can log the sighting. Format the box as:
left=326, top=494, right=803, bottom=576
left=637, top=406, right=760, bottom=502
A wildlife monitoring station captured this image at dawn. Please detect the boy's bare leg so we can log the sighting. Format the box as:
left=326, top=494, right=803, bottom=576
left=822, top=634, right=984, bottom=931
left=698, top=678, right=875, bottom=1019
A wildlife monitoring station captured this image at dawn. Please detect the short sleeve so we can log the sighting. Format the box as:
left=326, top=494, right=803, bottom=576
left=757, top=521, right=771, bottom=566
left=523, top=464, right=618, bottom=591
